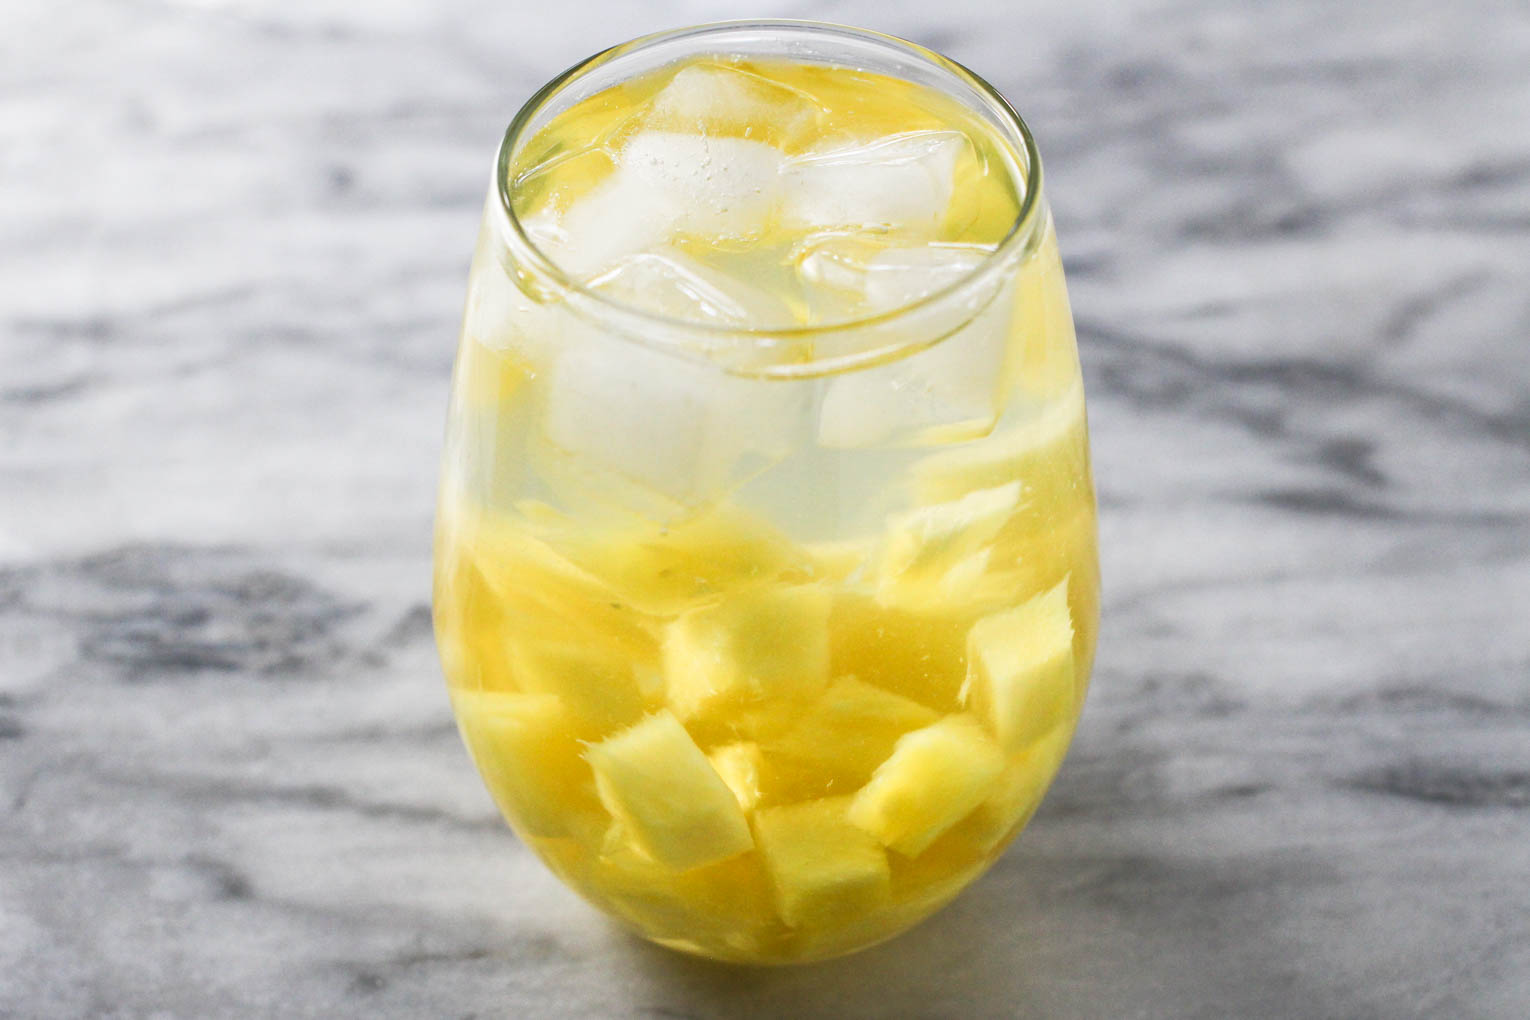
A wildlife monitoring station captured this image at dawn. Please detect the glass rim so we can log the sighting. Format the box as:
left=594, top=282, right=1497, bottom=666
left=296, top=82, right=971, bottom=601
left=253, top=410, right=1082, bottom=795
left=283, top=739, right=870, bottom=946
left=491, top=19, right=1046, bottom=375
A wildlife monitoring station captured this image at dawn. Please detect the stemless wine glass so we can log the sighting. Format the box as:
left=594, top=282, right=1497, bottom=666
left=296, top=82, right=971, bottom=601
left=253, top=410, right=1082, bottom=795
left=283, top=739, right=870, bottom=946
left=434, top=21, right=1098, bottom=964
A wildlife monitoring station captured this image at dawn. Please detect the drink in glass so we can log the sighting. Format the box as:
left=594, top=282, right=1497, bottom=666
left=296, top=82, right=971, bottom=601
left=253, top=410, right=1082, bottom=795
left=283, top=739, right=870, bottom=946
left=435, top=21, right=1098, bottom=963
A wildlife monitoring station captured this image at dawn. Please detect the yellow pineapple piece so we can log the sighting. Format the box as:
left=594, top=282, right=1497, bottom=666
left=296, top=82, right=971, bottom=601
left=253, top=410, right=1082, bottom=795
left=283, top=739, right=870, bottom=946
left=766, top=677, right=939, bottom=788
left=986, top=504, right=1094, bottom=601
left=876, top=481, right=1021, bottom=610
left=456, top=509, right=659, bottom=663
left=510, top=640, right=651, bottom=738
left=526, top=502, right=808, bottom=617
left=589, top=832, right=779, bottom=954
left=433, top=547, right=515, bottom=692
left=585, top=712, right=754, bottom=871
left=450, top=690, right=596, bottom=839
left=962, top=578, right=1075, bottom=752
left=527, top=834, right=595, bottom=890
left=911, top=382, right=1088, bottom=506
left=881, top=836, right=992, bottom=938
left=662, top=583, right=830, bottom=729
left=847, top=714, right=1004, bottom=857
left=708, top=742, right=766, bottom=812
left=828, top=594, right=970, bottom=711
left=957, top=722, right=1073, bottom=852
left=753, top=797, right=891, bottom=929
left=706, top=741, right=829, bottom=810
left=803, top=536, right=875, bottom=583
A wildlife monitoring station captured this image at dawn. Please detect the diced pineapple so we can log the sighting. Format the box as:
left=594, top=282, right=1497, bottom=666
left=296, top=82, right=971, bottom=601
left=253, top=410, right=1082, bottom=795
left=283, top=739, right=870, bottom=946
left=527, top=834, right=595, bottom=889
left=766, top=677, right=939, bottom=788
left=585, top=711, right=754, bottom=871
left=662, top=583, right=830, bottom=728
left=876, top=481, right=1021, bottom=610
left=847, top=715, right=1004, bottom=857
left=510, top=640, right=650, bottom=738
left=985, top=504, right=1093, bottom=603
left=828, top=594, right=970, bottom=710
left=590, top=831, right=779, bottom=953
left=708, top=742, right=766, bottom=812
left=962, top=579, right=1075, bottom=752
left=754, top=797, right=891, bottom=929
left=451, top=690, right=595, bottom=839
left=911, top=382, right=1088, bottom=506
left=433, top=547, right=516, bottom=692
left=803, top=536, right=875, bottom=584
left=539, top=503, right=808, bottom=617
left=956, top=722, right=1074, bottom=852
left=456, top=509, right=659, bottom=663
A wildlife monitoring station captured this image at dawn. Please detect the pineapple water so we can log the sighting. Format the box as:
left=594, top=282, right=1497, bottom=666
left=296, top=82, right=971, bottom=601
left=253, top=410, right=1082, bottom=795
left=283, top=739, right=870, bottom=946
left=436, top=43, right=1098, bottom=963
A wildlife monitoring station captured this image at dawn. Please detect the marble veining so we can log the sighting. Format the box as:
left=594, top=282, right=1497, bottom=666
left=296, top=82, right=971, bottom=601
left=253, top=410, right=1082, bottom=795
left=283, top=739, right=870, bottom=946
left=3, top=0, right=1527, bottom=1016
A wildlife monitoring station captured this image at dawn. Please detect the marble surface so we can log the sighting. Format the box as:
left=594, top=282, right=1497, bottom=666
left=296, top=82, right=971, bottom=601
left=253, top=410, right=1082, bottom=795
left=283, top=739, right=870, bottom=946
left=4, top=0, right=1528, bottom=1015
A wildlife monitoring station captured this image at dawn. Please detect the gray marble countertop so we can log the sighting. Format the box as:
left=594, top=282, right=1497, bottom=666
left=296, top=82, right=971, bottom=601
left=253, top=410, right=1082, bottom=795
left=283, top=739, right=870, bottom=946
left=4, top=0, right=1528, bottom=1016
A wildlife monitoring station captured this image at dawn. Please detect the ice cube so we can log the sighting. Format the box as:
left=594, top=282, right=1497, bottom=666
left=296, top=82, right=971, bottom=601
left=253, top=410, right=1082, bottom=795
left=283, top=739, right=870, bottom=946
left=796, top=238, right=993, bottom=312
left=816, top=245, right=1016, bottom=448
left=622, top=131, right=783, bottom=239
left=588, top=250, right=795, bottom=327
left=781, top=131, right=967, bottom=233
left=860, top=244, right=995, bottom=312
left=521, top=182, right=675, bottom=280
left=540, top=324, right=809, bottom=506
left=530, top=131, right=784, bottom=279
left=462, top=217, right=562, bottom=367
left=645, top=62, right=822, bottom=148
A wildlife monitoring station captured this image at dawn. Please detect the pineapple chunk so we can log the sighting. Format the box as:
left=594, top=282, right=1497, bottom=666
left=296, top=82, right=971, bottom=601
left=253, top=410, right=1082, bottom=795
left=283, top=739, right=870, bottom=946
left=985, top=505, right=1094, bottom=604
left=963, top=579, right=1075, bottom=752
left=708, top=742, right=766, bottom=812
left=457, top=510, right=658, bottom=663
left=754, top=797, right=891, bottom=928
left=958, top=722, right=1074, bottom=852
left=590, top=833, right=778, bottom=952
left=847, top=715, right=1004, bottom=856
left=585, top=712, right=754, bottom=871
left=767, top=677, right=939, bottom=788
left=527, top=834, right=595, bottom=889
left=540, top=505, right=806, bottom=616
left=451, top=690, right=594, bottom=838
left=876, top=481, right=1021, bottom=610
left=804, top=536, right=875, bottom=583
left=433, top=549, right=516, bottom=692
left=911, top=382, right=1088, bottom=506
left=828, top=594, right=970, bottom=710
left=510, top=640, right=650, bottom=738
left=662, top=583, right=830, bottom=728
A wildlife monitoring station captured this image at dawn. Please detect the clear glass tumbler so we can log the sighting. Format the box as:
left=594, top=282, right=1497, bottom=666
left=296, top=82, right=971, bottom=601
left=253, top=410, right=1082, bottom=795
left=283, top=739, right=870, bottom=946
left=434, top=21, right=1098, bottom=963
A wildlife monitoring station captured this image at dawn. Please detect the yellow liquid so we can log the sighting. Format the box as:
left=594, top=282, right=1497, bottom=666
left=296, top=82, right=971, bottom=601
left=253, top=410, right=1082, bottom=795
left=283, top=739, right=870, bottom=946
left=437, top=55, right=1098, bottom=963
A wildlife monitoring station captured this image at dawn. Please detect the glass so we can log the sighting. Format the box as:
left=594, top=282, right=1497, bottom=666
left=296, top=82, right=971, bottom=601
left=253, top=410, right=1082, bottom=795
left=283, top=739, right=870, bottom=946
left=433, top=20, right=1098, bottom=964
